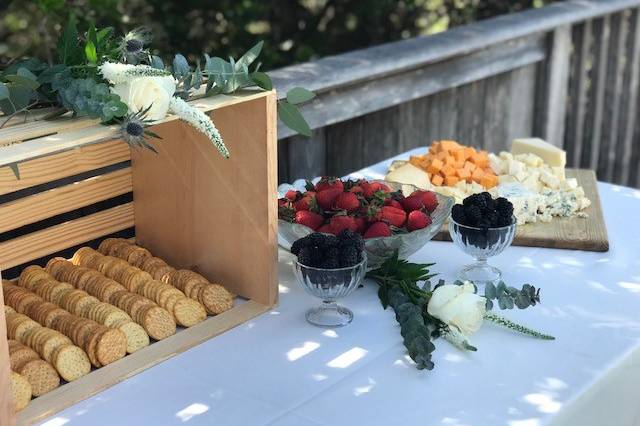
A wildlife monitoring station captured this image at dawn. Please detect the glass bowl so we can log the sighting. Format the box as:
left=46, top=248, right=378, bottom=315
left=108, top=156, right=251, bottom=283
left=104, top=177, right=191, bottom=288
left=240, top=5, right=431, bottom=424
left=448, top=217, right=517, bottom=289
left=293, top=253, right=367, bottom=327
left=278, top=179, right=454, bottom=269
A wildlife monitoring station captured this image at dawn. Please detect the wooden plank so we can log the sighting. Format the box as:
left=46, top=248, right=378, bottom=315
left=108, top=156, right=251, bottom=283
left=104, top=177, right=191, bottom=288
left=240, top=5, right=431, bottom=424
left=506, top=64, right=537, bottom=143
left=617, top=8, right=640, bottom=185
left=457, top=80, right=486, bottom=147
left=599, top=11, right=629, bottom=182
left=0, top=116, right=98, bottom=147
left=16, top=300, right=270, bottom=426
left=582, top=16, right=611, bottom=170
left=0, top=203, right=134, bottom=270
left=536, top=25, right=572, bottom=147
left=131, top=93, right=279, bottom=307
left=278, top=35, right=546, bottom=138
left=482, top=73, right=511, bottom=153
left=0, top=168, right=132, bottom=233
left=0, top=272, right=14, bottom=426
left=0, top=140, right=130, bottom=196
left=286, top=129, right=327, bottom=181
left=0, top=90, right=270, bottom=167
left=565, top=20, right=592, bottom=168
left=433, top=169, right=609, bottom=251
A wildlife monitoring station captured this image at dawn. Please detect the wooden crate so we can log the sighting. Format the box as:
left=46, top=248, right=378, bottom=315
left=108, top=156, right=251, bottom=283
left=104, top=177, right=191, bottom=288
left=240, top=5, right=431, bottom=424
left=0, top=90, right=278, bottom=425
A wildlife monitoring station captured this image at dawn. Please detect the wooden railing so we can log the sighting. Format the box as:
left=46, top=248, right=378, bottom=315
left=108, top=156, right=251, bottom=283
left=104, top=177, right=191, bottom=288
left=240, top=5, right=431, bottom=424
left=272, top=0, right=640, bottom=188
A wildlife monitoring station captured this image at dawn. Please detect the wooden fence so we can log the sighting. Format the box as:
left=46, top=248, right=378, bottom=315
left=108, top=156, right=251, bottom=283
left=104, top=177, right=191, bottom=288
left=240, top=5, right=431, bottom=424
left=272, top=0, right=640, bottom=188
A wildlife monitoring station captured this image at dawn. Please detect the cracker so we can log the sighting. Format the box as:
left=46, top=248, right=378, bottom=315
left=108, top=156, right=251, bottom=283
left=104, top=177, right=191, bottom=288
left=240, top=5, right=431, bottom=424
left=95, top=328, right=127, bottom=366
left=140, top=305, right=176, bottom=340
left=173, top=298, right=207, bottom=327
left=116, top=321, right=150, bottom=353
left=51, top=344, right=91, bottom=382
left=198, top=284, right=234, bottom=315
left=10, top=347, right=39, bottom=372
left=10, top=371, right=32, bottom=412
left=18, top=359, right=60, bottom=397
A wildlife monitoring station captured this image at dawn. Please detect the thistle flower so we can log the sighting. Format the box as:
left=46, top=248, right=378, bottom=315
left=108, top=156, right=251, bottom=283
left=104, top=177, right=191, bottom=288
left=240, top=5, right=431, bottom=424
left=119, top=105, right=161, bottom=153
left=169, top=96, right=229, bottom=158
left=119, top=27, right=152, bottom=64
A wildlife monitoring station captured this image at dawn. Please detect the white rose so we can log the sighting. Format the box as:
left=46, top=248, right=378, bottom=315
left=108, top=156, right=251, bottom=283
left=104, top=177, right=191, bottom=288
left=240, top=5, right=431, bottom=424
left=427, top=282, right=486, bottom=336
left=111, top=76, right=176, bottom=120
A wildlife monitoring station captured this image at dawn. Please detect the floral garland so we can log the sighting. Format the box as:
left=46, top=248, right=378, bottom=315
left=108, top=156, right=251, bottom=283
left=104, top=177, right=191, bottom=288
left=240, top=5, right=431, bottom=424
left=0, top=22, right=314, bottom=177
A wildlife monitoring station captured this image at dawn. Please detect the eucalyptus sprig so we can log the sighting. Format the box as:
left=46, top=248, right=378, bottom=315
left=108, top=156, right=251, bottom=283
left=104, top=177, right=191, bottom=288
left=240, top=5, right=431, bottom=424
left=484, top=281, right=541, bottom=310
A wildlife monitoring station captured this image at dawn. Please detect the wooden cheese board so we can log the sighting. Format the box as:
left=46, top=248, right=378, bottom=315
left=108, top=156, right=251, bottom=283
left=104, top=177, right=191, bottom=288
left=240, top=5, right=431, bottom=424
left=433, top=169, right=610, bottom=252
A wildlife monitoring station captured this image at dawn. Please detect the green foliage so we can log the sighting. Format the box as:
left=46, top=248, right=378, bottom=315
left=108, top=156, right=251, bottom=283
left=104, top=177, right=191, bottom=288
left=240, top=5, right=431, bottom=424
left=51, top=73, right=127, bottom=121
left=484, top=281, right=541, bottom=311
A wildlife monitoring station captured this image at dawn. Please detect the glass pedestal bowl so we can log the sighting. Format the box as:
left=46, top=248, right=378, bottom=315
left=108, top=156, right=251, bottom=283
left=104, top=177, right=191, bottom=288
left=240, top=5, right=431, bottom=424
left=292, top=254, right=367, bottom=327
left=448, top=217, right=516, bottom=289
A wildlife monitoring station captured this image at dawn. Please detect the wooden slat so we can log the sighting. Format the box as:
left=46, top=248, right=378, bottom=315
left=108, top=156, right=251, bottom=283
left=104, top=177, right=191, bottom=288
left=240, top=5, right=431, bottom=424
left=566, top=20, right=592, bottom=167
left=506, top=64, right=537, bottom=142
left=0, top=91, right=270, bottom=167
left=287, top=129, right=327, bottom=181
left=599, top=11, right=629, bottom=182
left=582, top=16, right=611, bottom=170
left=0, top=116, right=98, bottom=147
left=16, top=300, right=270, bottom=426
left=0, top=168, right=132, bottom=233
left=482, top=73, right=510, bottom=153
left=457, top=80, right=486, bottom=147
left=0, top=203, right=134, bottom=270
left=0, top=139, right=130, bottom=196
left=617, top=8, right=640, bottom=185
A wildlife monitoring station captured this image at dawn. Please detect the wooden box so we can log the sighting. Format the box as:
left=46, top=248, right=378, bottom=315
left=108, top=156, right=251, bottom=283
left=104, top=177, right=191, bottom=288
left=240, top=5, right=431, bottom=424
left=0, top=90, right=278, bottom=425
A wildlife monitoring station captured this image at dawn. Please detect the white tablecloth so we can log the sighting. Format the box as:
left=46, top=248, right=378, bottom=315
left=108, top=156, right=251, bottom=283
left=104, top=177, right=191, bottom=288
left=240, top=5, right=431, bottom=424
left=38, top=149, right=640, bottom=426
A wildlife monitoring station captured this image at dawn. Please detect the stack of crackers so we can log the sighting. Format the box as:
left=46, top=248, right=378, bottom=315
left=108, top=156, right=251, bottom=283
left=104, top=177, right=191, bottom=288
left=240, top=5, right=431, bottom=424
left=98, top=239, right=233, bottom=315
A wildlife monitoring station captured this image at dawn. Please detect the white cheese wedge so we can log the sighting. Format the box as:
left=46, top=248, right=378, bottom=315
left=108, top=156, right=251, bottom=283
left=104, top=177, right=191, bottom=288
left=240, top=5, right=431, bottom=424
left=385, top=163, right=431, bottom=190
left=511, top=138, right=566, bottom=168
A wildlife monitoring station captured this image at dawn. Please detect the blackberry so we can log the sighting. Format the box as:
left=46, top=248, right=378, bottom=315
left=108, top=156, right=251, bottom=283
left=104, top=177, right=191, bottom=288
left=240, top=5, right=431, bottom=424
left=451, top=204, right=466, bottom=225
left=463, top=204, right=483, bottom=226
left=337, top=229, right=364, bottom=251
left=339, top=245, right=362, bottom=267
left=297, top=247, right=317, bottom=267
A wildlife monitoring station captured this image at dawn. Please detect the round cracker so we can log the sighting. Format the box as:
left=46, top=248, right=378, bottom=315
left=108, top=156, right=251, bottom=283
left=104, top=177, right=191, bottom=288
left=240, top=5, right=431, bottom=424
left=140, top=306, right=176, bottom=340
left=173, top=298, right=207, bottom=327
left=95, top=328, right=127, bottom=366
left=117, top=321, right=150, bottom=353
left=10, top=371, right=32, bottom=412
left=18, top=359, right=60, bottom=396
left=52, top=344, right=91, bottom=382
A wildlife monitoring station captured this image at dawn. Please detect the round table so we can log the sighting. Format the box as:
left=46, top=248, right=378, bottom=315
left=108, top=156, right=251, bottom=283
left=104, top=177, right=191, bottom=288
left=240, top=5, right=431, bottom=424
left=38, top=151, right=640, bottom=426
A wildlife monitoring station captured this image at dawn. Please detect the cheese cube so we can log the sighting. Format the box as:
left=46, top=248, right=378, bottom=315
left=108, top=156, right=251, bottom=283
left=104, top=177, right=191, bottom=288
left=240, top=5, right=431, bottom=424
left=511, top=138, right=566, bottom=168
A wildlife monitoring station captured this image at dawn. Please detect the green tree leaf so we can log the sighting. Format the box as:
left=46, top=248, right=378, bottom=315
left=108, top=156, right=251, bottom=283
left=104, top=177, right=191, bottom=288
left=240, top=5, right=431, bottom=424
left=286, top=87, right=316, bottom=105
left=278, top=100, right=311, bottom=137
left=58, top=15, right=80, bottom=64
left=251, top=72, right=272, bottom=90
left=85, top=25, right=98, bottom=64
left=0, top=83, right=9, bottom=101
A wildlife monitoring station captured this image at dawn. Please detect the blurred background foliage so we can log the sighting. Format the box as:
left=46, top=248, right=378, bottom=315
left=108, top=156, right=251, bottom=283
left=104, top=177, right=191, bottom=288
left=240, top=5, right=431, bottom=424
left=1, top=0, right=552, bottom=70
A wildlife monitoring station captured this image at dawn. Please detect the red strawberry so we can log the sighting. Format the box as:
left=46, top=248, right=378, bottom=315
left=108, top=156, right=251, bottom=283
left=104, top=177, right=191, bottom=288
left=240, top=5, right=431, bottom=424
left=316, top=188, right=342, bottom=210
left=361, top=181, right=390, bottom=198
left=315, top=177, right=344, bottom=192
left=407, top=210, right=432, bottom=231
left=384, top=198, right=403, bottom=210
left=295, top=211, right=324, bottom=230
left=284, top=190, right=299, bottom=202
left=329, top=215, right=358, bottom=234
left=354, top=216, right=367, bottom=234
left=411, top=190, right=438, bottom=213
left=278, top=198, right=290, bottom=208
left=317, top=224, right=333, bottom=234
left=333, top=192, right=360, bottom=212
left=381, top=206, right=406, bottom=227
left=401, top=195, right=424, bottom=212
left=364, top=221, right=392, bottom=239
left=294, top=192, right=316, bottom=211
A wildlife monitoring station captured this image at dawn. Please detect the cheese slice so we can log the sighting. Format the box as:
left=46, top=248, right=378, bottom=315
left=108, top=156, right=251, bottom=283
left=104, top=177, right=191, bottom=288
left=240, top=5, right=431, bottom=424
left=385, top=163, right=431, bottom=190
left=511, top=138, right=566, bottom=168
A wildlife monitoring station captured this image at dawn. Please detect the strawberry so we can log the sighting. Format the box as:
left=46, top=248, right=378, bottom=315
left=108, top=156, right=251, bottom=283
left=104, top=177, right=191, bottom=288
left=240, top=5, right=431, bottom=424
left=354, top=216, right=367, bottom=234
left=362, top=181, right=390, bottom=198
left=316, top=188, right=342, bottom=210
left=349, top=185, right=364, bottom=195
left=295, top=211, right=324, bottom=230
left=384, top=198, right=404, bottom=210
left=315, top=177, right=344, bottom=192
left=411, top=190, right=438, bottom=213
left=317, top=224, right=333, bottom=234
left=329, top=215, right=358, bottom=234
left=333, top=192, right=360, bottom=212
left=284, top=190, right=299, bottom=202
left=381, top=206, right=406, bottom=227
left=407, top=210, right=432, bottom=231
left=294, top=192, right=316, bottom=211
left=364, top=221, right=392, bottom=239
left=278, top=198, right=290, bottom=208
left=401, top=194, right=424, bottom=212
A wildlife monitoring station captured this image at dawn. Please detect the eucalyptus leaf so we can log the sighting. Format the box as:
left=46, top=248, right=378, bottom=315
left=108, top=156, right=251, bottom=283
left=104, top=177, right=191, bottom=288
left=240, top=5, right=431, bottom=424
left=236, top=41, right=263, bottom=70
left=173, top=54, right=190, bottom=78
left=17, top=68, right=38, bottom=81
left=484, top=282, right=496, bottom=299
left=286, top=87, right=315, bottom=105
left=5, top=75, right=40, bottom=90
left=278, top=100, right=311, bottom=137
left=8, top=164, right=20, bottom=180
left=0, top=83, right=8, bottom=100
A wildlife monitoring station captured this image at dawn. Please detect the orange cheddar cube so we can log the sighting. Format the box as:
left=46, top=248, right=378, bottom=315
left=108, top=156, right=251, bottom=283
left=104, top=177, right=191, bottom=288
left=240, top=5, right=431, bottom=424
left=441, top=164, right=456, bottom=177
left=426, top=158, right=443, bottom=174
left=480, top=174, right=499, bottom=189
left=472, top=152, right=489, bottom=168
left=463, top=161, right=476, bottom=172
left=439, top=140, right=461, bottom=152
left=431, top=174, right=444, bottom=186
left=471, top=168, right=485, bottom=183
left=444, top=175, right=460, bottom=186
left=455, top=168, right=471, bottom=180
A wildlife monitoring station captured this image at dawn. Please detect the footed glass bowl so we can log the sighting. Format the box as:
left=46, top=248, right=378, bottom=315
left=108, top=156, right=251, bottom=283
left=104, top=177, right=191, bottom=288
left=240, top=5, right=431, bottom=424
left=293, top=254, right=367, bottom=327
left=278, top=179, right=454, bottom=270
left=448, top=217, right=517, bottom=288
